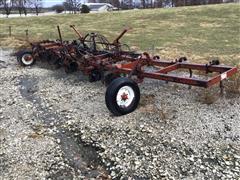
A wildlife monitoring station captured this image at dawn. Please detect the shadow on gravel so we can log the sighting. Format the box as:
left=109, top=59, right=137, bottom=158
left=33, top=61, right=90, bottom=86
left=18, top=76, right=109, bottom=179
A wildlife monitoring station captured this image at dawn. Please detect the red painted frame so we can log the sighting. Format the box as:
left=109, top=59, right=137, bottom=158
left=111, top=57, right=238, bottom=88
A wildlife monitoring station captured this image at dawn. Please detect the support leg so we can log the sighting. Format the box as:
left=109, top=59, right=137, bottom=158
left=220, top=81, right=224, bottom=96
left=188, top=69, right=193, bottom=89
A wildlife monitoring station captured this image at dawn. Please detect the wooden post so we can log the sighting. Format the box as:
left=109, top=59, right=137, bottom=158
left=25, top=29, right=29, bottom=40
left=8, top=26, right=12, bottom=37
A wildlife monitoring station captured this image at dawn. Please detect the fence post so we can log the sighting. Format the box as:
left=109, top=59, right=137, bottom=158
left=8, top=26, right=12, bottom=37
left=25, top=29, right=29, bottom=41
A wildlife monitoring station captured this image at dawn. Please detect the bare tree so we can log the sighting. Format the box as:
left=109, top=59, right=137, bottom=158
left=208, top=0, right=223, bottom=4
left=110, top=0, right=120, bottom=8
left=0, top=0, right=14, bottom=17
left=14, top=0, right=29, bottom=16
left=116, top=0, right=234, bottom=9
left=141, top=0, right=146, bottom=8
left=154, top=0, right=163, bottom=7
left=171, top=0, right=223, bottom=6
left=29, top=0, right=42, bottom=15
left=64, top=0, right=81, bottom=14
left=63, top=1, right=71, bottom=13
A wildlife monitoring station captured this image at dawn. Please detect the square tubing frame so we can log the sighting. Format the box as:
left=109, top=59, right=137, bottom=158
left=113, top=59, right=238, bottom=88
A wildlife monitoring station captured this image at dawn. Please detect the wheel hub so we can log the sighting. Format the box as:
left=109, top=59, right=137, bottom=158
left=116, top=86, right=135, bottom=108
left=21, top=53, right=34, bottom=65
left=121, top=92, right=129, bottom=101
left=24, top=55, right=33, bottom=61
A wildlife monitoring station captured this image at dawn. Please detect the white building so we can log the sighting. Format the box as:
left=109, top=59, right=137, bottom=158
left=84, top=3, right=116, bottom=12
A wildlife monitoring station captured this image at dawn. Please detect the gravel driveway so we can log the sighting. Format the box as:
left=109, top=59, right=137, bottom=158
left=0, top=48, right=239, bottom=179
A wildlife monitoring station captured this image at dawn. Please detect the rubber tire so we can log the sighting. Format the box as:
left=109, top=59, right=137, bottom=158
left=105, top=77, right=140, bottom=116
left=104, top=73, right=120, bottom=87
left=17, top=50, right=35, bottom=66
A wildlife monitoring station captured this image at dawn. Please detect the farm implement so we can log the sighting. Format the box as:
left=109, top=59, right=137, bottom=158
left=16, top=26, right=238, bottom=116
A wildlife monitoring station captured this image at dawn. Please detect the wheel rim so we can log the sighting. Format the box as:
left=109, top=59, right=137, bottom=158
left=21, top=53, right=34, bottom=65
left=116, top=86, right=135, bottom=108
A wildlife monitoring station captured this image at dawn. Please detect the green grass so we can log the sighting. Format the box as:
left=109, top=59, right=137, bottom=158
left=0, top=3, right=239, bottom=64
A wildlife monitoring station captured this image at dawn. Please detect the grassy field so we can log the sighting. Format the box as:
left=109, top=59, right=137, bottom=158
left=0, top=3, right=239, bottom=65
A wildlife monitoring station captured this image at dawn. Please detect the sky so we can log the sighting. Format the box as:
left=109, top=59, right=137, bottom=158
left=43, top=0, right=65, bottom=7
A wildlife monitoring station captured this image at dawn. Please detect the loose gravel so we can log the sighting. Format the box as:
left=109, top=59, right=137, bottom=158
left=0, top=48, right=239, bottom=179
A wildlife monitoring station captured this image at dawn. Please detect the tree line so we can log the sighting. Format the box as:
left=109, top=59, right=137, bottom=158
left=61, top=0, right=239, bottom=13
left=0, top=0, right=238, bottom=17
left=0, top=0, right=42, bottom=17
left=61, top=0, right=239, bottom=12
left=118, top=0, right=238, bottom=9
